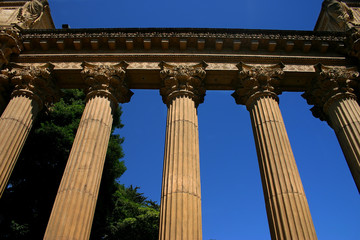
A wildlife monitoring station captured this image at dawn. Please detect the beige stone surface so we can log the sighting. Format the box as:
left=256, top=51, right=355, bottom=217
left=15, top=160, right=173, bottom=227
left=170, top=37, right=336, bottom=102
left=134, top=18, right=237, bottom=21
left=44, top=63, right=132, bottom=240
left=303, top=64, right=360, bottom=193
left=0, top=0, right=55, bottom=29
left=0, top=30, right=22, bottom=68
left=0, top=63, right=58, bottom=197
left=327, top=97, right=360, bottom=192
left=44, top=96, right=115, bottom=240
left=158, top=62, right=206, bottom=240
left=249, top=96, right=317, bottom=240
left=0, top=95, right=40, bottom=196
left=233, top=63, right=317, bottom=240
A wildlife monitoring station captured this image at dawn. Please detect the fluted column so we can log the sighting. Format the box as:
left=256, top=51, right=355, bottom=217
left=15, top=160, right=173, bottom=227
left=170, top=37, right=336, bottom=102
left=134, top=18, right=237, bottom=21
left=232, top=62, right=317, bottom=240
left=44, top=62, right=133, bottom=240
left=0, top=63, right=59, bottom=197
left=158, top=62, right=207, bottom=240
left=303, top=63, right=360, bottom=193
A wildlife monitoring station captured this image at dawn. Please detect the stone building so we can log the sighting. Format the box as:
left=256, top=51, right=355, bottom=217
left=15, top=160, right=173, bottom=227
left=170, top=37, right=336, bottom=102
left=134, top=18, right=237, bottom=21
left=0, top=0, right=359, bottom=239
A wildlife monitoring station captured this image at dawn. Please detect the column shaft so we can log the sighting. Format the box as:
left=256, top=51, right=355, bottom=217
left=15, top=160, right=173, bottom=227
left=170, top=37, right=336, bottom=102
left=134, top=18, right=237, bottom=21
left=159, top=95, right=202, bottom=240
left=249, top=96, right=317, bottom=240
left=44, top=96, right=114, bottom=240
left=0, top=95, right=40, bottom=196
left=326, top=97, right=360, bottom=192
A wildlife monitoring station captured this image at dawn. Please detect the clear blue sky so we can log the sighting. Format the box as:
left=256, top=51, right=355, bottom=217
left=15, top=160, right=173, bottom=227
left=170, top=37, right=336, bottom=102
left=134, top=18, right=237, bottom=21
left=50, top=0, right=360, bottom=239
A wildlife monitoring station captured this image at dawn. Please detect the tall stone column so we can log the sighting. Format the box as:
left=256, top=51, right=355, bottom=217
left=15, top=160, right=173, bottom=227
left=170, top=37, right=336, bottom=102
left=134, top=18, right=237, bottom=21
left=44, top=62, right=133, bottom=240
left=232, top=63, right=317, bottom=240
left=158, top=62, right=207, bottom=240
left=0, top=63, right=59, bottom=197
left=303, top=63, right=360, bottom=193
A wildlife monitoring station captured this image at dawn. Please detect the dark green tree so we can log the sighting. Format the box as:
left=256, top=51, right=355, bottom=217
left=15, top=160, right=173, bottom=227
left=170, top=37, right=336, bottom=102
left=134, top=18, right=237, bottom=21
left=0, top=89, right=159, bottom=239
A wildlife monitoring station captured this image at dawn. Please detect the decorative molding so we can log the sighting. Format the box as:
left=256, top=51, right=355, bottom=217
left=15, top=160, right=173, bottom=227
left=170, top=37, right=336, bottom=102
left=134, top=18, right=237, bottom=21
left=4, top=62, right=60, bottom=108
left=19, top=28, right=346, bottom=55
left=346, top=28, right=360, bottom=58
left=232, top=62, right=284, bottom=108
left=0, top=29, right=23, bottom=66
left=21, top=29, right=346, bottom=42
left=6, top=62, right=340, bottom=73
left=322, top=0, right=358, bottom=31
left=16, top=0, right=49, bottom=29
left=81, top=61, right=133, bottom=104
left=159, top=61, right=207, bottom=106
left=302, top=63, right=359, bottom=120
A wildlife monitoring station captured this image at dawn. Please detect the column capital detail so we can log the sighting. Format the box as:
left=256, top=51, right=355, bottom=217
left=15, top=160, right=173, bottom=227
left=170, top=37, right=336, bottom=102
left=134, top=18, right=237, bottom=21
left=232, top=62, right=284, bottom=108
left=1, top=63, right=60, bottom=108
left=302, top=63, right=359, bottom=120
left=81, top=61, right=133, bottom=104
left=0, top=29, right=23, bottom=66
left=159, top=61, right=207, bottom=107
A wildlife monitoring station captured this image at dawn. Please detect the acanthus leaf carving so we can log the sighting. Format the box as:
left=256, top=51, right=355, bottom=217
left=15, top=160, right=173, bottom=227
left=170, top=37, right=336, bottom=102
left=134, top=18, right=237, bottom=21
left=232, top=62, right=284, bottom=108
left=6, top=62, right=60, bottom=109
left=81, top=61, right=133, bottom=104
left=159, top=61, right=207, bottom=107
left=302, top=63, right=359, bottom=121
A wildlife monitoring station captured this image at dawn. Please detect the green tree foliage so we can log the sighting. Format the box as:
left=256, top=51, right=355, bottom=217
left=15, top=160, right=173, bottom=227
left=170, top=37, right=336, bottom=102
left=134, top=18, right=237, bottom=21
left=102, top=185, right=160, bottom=240
left=0, top=89, right=159, bottom=239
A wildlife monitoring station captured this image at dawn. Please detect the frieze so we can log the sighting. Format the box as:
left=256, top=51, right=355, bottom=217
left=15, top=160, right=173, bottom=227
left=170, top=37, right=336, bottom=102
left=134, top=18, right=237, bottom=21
left=10, top=62, right=340, bottom=73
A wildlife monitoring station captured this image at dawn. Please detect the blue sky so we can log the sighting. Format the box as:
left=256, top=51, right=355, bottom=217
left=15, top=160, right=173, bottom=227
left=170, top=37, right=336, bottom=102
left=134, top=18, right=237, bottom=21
left=50, top=0, right=360, bottom=239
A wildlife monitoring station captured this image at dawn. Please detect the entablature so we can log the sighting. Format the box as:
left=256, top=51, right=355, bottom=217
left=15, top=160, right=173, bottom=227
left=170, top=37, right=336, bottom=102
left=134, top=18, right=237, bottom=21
left=9, top=28, right=357, bottom=92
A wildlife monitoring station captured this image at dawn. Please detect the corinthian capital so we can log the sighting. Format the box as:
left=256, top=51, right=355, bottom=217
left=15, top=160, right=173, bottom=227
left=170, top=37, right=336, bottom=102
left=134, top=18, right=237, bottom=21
left=159, top=61, right=207, bottom=107
left=302, top=63, right=359, bottom=120
left=81, top=62, right=133, bottom=104
left=232, top=62, right=284, bottom=108
left=5, top=63, right=60, bottom=108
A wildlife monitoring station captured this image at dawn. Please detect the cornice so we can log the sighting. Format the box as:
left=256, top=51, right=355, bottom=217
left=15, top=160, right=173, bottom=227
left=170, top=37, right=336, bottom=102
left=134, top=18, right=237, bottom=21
left=19, top=28, right=347, bottom=56
left=21, top=28, right=346, bottom=39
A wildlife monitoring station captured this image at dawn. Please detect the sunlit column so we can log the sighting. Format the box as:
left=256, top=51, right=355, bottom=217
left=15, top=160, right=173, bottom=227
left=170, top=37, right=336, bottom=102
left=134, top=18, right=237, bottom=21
left=232, top=62, right=317, bottom=240
left=158, top=62, right=207, bottom=240
left=0, top=63, right=59, bottom=197
left=303, top=63, right=360, bottom=193
left=44, top=62, right=133, bottom=240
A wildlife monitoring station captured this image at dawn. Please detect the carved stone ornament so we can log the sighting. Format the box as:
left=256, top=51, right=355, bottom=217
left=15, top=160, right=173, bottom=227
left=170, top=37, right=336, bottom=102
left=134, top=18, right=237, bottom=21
left=81, top=62, right=133, bottom=104
left=3, top=63, right=60, bottom=108
left=346, top=28, right=360, bottom=58
left=323, top=0, right=357, bottom=31
left=232, top=62, right=284, bottom=108
left=16, top=0, right=49, bottom=29
left=302, top=63, right=359, bottom=120
left=159, top=61, right=207, bottom=107
left=0, top=30, right=23, bottom=66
